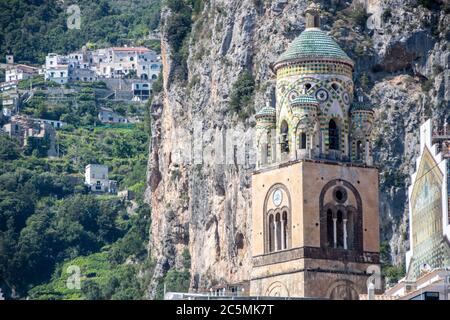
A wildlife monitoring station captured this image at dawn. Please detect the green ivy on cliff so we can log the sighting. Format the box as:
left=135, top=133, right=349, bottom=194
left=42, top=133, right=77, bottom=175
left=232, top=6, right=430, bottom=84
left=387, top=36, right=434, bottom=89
left=164, top=0, right=204, bottom=81
left=229, top=70, right=256, bottom=121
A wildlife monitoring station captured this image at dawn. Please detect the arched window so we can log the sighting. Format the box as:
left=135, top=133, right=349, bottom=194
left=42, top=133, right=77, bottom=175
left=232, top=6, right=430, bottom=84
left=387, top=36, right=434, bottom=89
left=267, top=210, right=288, bottom=253
left=336, top=210, right=344, bottom=248
left=300, top=132, right=307, bottom=149
left=320, top=181, right=363, bottom=252
left=275, top=213, right=281, bottom=251
left=282, top=211, right=288, bottom=250
left=264, top=185, right=291, bottom=254
left=326, top=209, right=334, bottom=248
left=356, top=140, right=363, bottom=160
left=268, top=214, right=275, bottom=253
left=346, top=209, right=355, bottom=250
left=331, top=83, right=340, bottom=92
left=329, top=119, right=339, bottom=151
left=304, top=83, right=312, bottom=92
left=314, top=16, right=320, bottom=28
left=281, top=121, right=289, bottom=153
left=267, top=131, right=272, bottom=160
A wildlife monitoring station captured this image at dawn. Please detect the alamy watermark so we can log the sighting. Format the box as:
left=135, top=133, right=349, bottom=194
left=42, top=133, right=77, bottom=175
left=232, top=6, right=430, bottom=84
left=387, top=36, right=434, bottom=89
left=66, top=265, right=81, bottom=290
left=67, top=5, right=81, bottom=30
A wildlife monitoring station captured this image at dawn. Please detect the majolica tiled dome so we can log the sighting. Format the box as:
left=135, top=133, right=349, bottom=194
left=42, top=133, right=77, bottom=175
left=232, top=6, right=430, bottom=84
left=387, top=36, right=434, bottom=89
left=274, top=28, right=354, bottom=69
left=290, top=95, right=319, bottom=106
left=351, top=100, right=373, bottom=112
left=255, top=105, right=276, bottom=119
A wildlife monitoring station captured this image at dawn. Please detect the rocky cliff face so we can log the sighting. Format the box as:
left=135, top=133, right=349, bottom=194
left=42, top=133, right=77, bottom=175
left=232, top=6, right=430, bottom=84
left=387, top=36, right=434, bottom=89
left=145, top=0, right=449, bottom=297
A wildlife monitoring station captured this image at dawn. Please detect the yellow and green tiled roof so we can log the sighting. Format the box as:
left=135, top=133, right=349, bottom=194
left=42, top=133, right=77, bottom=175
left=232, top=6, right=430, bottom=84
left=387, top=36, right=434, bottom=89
left=291, top=95, right=319, bottom=105
left=255, top=105, right=276, bottom=119
left=275, top=28, right=353, bottom=67
left=351, top=101, right=374, bottom=112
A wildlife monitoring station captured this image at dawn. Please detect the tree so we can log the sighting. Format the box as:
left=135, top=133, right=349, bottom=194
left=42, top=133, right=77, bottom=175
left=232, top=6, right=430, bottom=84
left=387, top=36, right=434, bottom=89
left=0, top=136, right=20, bottom=160
left=82, top=280, right=103, bottom=300
left=164, top=269, right=191, bottom=293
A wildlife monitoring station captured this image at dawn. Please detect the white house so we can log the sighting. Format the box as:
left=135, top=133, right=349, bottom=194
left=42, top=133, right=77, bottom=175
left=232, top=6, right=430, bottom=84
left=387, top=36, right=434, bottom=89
left=44, top=53, right=69, bottom=84
left=98, top=108, right=129, bottom=124
left=2, top=107, right=12, bottom=118
left=42, top=47, right=162, bottom=88
left=32, top=118, right=67, bottom=129
left=94, top=47, right=161, bottom=80
left=45, top=65, right=69, bottom=84
left=132, top=82, right=151, bottom=101
left=0, top=81, right=18, bottom=92
left=5, top=65, right=38, bottom=82
left=85, top=164, right=117, bottom=193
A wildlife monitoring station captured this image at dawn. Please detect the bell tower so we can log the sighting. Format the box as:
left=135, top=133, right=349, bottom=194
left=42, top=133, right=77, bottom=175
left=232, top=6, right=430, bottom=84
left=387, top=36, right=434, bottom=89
left=250, top=3, right=380, bottom=300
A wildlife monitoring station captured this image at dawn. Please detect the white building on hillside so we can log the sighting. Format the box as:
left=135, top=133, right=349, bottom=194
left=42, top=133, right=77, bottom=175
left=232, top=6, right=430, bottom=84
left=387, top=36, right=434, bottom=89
left=41, top=47, right=162, bottom=87
left=85, top=164, right=117, bottom=193
left=32, top=118, right=67, bottom=129
left=98, top=108, right=129, bottom=124
left=45, top=54, right=70, bottom=84
left=5, top=65, right=38, bottom=82
left=94, top=47, right=161, bottom=80
left=383, top=268, right=450, bottom=300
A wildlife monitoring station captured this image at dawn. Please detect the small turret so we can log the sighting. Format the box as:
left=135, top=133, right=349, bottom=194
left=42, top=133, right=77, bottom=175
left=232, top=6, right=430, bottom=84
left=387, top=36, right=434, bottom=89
left=305, top=2, right=321, bottom=29
left=350, top=90, right=374, bottom=164
left=256, top=103, right=276, bottom=169
left=290, top=95, right=319, bottom=120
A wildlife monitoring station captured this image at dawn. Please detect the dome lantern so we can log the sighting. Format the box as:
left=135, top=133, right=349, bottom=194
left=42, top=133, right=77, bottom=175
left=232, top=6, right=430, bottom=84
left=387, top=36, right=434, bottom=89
left=305, top=2, right=321, bottom=29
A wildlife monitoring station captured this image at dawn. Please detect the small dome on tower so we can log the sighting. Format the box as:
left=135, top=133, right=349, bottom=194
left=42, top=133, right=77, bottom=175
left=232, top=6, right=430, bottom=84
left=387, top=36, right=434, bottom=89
left=351, top=93, right=373, bottom=113
left=290, top=95, right=319, bottom=118
left=273, top=2, right=353, bottom=71
left=290, top=95, right=319, bottom=106
left=274, top=29, right=354, bottom=70
left=255, top=105, right=276, bottom=120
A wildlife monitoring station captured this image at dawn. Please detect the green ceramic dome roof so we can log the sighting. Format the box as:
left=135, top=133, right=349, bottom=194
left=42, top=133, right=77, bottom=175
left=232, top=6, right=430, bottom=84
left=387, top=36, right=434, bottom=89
left=275, top=28, right=353, bottom=68
left=255, top=105, right=276, bottom=119
left=351, top=101, right=373, bottom=112
left=291, top=95, right=319, bottom=106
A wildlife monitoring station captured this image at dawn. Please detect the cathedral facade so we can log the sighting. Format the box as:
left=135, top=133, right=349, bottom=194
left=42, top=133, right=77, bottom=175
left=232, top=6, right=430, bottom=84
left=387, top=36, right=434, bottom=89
left=406, top=119, right=450, bottom=280
left=250, top=4, right=380, bottom=299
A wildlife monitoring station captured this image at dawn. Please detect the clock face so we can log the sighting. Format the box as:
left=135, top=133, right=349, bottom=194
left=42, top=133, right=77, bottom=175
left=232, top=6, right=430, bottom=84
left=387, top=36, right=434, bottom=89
left=315, top=89, right=329, bottom=102
left=273, top=189, right=283, bottom=207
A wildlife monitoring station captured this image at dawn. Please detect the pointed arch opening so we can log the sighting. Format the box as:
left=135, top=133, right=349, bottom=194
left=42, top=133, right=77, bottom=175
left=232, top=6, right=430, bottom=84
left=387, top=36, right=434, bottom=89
left=300, top=132, right=307, bottom=150
left=329, top=119, right=340, bottom=151
left=281, top=120, right=289, bottom=154
left=356, top=140, right=363, bottom=161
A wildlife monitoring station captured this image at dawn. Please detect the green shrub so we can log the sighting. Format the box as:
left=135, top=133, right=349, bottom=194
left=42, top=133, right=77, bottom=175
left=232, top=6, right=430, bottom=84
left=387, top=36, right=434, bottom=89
left=0, top=136, right=21, bottom=160
left=164, top=269, right=191, bottom=293
left=229, top=70, right=255, bottom=120
left=182, top=248, right=191, bottom=269
left=152, top=71, right=163, bottom=94
left=421, top=78, right=434, bottom=92
left=383, top=264, right=406, bottom=286
left=382, top=8, right=392, bottom=22
left=24, top=135, right=51, bottom=157
left=347, top=4, right=368, bottom=29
